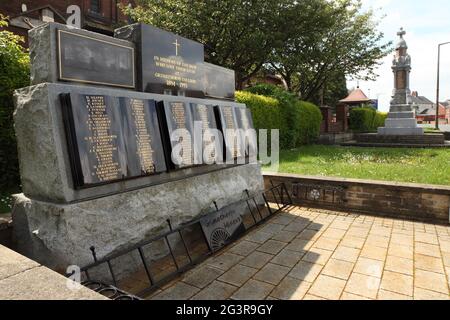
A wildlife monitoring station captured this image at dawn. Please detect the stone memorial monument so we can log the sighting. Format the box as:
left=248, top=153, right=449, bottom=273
left=352, top=28, right=447, bottom=146
left=378, top=28, right=424, bottom=136
left=12, top=22, right=262, bottom=274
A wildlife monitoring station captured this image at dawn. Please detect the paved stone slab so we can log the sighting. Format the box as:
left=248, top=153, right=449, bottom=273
left=414, top=254, right=445, bottom=274
left=218, top=264, right=258, bottom=287
left=253, top=263, right=290, bottom=285
left=413, top=287, right=449, bottom=300
left=182, top=265, right=224, bottom=289
left=385, top=255, right=413, bottom=275
left=308, top=275, right=346, bottom=300
left=353, top=257, right=384, bottom=278
left=230, top=279, right=274, bottom=300
left=380, top=270, right=413, bottom=297
left=288, top=261, right=323, bottom=282
left=270, top=277, right=311, bottom=300
left=333, top=246, right=361, bottom=262
left=244, top=231, right=272, bottom=244
left=257, top=240, right=286, bottom=255
left=345, top=273, right=380, bottom=299
left=206, top=253, right=243, bottom=271
left=302, top=248, right=332, bottom=265
left=151, top=282, right=200, bottom=300
left=271, top=249, right=305, bottom=268
left=191, top=280, right=237, bottom=300
left=414, top=269, right=449, bottom=294
left=271, top=231, right=298, bottom=243
left=240, top=251, right=274, bottom=269
left=229, top=241, right=259, bottom=257
left=322, top=258, right=354, bottom=280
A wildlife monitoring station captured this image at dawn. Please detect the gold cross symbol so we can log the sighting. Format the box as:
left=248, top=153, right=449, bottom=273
left=173, top=38, right=181, bottom=56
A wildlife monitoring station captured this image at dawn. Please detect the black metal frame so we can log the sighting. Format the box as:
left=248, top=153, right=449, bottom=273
left=81, top=280, right=142, bottom=300
left=71, top=182, right=292, bottom=299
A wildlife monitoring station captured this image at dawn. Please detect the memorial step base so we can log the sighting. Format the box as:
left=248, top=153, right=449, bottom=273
left=351, top=133, right=447, bottom=146
left=378, top=127, right=424, bottom=136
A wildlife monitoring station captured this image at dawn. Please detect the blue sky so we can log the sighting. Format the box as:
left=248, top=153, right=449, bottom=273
left=347, top=0, right=450, bottom=111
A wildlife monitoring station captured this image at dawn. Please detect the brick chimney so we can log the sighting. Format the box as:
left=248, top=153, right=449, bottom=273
left=411, top=91, right=418, bottom=97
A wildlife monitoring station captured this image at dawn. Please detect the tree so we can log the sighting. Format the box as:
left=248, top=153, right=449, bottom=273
left=121, top=0, right=295, bottom=88
left=121, top=1, right=390, bottom=99
left=269, top=0, right=392, bottom=102
left=0, top=15, right=30, bottom=192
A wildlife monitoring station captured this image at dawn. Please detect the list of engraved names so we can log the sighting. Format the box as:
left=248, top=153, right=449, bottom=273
left=196, top=104, right=215, bottom=163
left=223, top=106, right=241, bottom=158
left=84, top=95, right=121, bottom=182
left=171, top=102, right=192, bottom=165
left=130, top=99, right=155, bottom=174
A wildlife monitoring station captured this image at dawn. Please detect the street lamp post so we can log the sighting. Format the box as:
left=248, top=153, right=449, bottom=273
left=436, top=42, right=450, bottom=130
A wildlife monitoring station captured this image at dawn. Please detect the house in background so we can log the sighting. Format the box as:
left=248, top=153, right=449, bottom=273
left=0, top=0, right=134, bottom=45
left=411, top=91, right=450, bottom=124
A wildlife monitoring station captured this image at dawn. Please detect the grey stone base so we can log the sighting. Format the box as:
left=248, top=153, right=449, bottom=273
left=12, top=163, right=263, bottom=275
left=378, top=127, right=424, bottom=135
left=378, top=104, right=424, bottom=136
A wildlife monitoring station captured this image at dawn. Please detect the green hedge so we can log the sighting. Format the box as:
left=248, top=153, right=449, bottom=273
left=236, top=83, right=322, bottom=149
left=0, top=16, right=29, bottom=196
left=349, top=107, right=387, bottom=132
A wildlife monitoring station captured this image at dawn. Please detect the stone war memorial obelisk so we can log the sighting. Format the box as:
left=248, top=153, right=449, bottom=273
left=354, top=28, right=447, bottom=146
left=377, top=28, right=424, bottom=136
left=11, top=21, right=267, bottom=283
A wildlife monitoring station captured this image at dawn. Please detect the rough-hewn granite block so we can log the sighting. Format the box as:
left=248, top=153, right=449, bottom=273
left=13, top=83, right=254, bottom=203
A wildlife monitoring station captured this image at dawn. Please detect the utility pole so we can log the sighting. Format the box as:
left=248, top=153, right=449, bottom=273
left=436, top=42, right=450, bottom=130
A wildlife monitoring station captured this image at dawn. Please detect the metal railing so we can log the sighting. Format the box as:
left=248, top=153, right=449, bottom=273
left=68, top=182, right=292, bottom=299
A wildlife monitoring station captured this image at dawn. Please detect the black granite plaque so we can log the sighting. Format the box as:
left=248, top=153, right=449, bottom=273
left=202, top=63, right=235, bottom=100
left=116, top=24, right=205, bottom=97
left=58, top=29, right=135, bottom=88
left=118, top=97, right=167, bottom=176
left=234, top=106, right=257, bottom=157
left=61, top=93, right=167, bottom=188
left=159, top=101, right=195, bottom=169
left=215, top=105, right=244, bottom=161
left=190, top=103, right=221, bottom=165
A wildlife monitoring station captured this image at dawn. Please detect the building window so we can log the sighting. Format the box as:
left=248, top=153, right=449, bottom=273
left=90, top=0, right=101, bottom=14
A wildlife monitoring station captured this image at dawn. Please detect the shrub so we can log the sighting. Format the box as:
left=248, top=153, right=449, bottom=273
left=295, top=101, right=322, bottom=145
left=234, top=91, right=281, bottom=133
left=238, top=83, right=322, bottom=148
left=349, top=107, right=387, bottom=132
left=373, top=111, right=388, bottom=129
left=0, top=15, right=30, bottom=193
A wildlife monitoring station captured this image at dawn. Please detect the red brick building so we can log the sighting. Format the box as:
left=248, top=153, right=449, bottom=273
left=0, top=1, right=134, bottom=45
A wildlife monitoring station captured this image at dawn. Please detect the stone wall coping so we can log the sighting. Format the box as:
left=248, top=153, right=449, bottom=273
left=0, top=245, right=107, bottom=300
left=263, top=172, right=450, bottom=195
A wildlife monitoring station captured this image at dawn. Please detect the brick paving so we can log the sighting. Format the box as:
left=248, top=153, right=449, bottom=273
left=145, top=206, right=450, bottom=300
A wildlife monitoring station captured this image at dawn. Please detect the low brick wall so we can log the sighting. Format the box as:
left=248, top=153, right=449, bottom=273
left=264, top=173, right=450, bottom=224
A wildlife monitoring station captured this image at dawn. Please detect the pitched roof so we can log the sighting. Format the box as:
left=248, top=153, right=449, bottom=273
left=339, top=88, right=371, bottom=103
left=411, top=95, right=433, bottom=105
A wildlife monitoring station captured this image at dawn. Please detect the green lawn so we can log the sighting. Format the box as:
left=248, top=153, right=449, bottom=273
left=265, top=145, right=450, bottom=186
